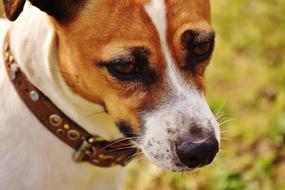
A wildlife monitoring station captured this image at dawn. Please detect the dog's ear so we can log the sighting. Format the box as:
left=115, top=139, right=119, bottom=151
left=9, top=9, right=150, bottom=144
left=29, top=0, right=85, bottom=22
left=3, top=0, right=26, bottom=21
left=3, top=0, right=84, bottom=22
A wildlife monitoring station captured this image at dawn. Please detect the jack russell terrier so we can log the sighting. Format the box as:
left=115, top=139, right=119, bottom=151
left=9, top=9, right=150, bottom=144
left=0, top=0, right=220, bottom=189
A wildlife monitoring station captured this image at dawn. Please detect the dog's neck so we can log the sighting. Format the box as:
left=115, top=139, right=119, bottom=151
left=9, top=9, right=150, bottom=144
left=8, top=4, right=121, bottom=140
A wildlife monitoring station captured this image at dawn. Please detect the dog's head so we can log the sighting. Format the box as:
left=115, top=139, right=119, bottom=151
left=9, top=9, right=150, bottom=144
left=4, top=0, right=220, bottom=172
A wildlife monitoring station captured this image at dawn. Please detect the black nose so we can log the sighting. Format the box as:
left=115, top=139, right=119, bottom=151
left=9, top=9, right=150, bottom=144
left=176, top=138, right=219, bottom=168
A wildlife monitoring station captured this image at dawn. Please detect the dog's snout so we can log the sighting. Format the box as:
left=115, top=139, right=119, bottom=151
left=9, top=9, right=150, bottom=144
left=176, top=137, right=219, bottom=168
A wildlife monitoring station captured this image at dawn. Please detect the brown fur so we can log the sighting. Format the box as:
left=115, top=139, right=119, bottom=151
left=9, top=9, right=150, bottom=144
left=49, top=0, right=213, bottom=134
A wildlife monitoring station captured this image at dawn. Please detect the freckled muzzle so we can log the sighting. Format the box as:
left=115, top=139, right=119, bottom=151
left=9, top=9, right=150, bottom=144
left=140, top=94, right=220, bottom=172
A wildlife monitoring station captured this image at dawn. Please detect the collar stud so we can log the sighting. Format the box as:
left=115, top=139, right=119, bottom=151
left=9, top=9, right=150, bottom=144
left=67, top=129, right=80, bottom=141
left=29, top=91, right=40, bottom=102
left=49, top=114, right=63, bottom=127
left=8, top=55, right=14, bottom=63
left=9, top=63, right=19, bottom=80
left=56, top=129, right=65, bottom=136
left=4, top=52, right=9, bottom=62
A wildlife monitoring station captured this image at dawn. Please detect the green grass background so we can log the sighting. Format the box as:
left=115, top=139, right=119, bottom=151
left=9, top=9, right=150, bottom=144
left=1, top=1, right=285, bottom=190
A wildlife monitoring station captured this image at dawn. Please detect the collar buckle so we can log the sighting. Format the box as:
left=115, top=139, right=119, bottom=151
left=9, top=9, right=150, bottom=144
left=73, top=137, right=97, bottom=163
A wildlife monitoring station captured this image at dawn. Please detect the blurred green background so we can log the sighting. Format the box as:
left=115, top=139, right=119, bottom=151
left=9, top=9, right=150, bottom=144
left=1, top=0, right=285, bottom=190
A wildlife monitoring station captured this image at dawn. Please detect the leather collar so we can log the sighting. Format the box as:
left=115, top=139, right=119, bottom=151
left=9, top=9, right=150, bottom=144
left=2, top=32, right=138, bottom=168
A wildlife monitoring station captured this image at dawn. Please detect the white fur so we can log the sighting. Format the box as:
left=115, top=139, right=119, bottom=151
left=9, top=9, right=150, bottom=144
left=0, top=4, right=124, bottom=190
left=143, top=0, right=220, bottom=171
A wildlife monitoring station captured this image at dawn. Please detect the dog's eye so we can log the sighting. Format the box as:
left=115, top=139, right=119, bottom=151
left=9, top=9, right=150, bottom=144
left=193, top=41, right=212, bottom=56
left=181, top=30, right=215, bottom=68
left=191, top=40, right=214, bottom=64
left=111, top=62, right=137, bottom=75
left=98, top=48, right=156, bottom=84
left=106, top=61, right=139, bottom=81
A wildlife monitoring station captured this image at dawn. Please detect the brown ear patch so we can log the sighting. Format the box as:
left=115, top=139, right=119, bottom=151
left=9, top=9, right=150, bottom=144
left=3, top=0, right=26, bottom=21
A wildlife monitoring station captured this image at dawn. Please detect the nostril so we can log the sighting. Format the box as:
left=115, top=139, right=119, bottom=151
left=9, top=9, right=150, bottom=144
left=176, top=138, right=219, bottom=168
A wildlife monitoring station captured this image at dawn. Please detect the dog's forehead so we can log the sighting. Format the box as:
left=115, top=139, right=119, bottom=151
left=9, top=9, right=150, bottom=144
left=75, top=0, right=211, bottom=28
left=143, top=0, right=212, bottom=30
left=58, top=0, right=212, bottom=54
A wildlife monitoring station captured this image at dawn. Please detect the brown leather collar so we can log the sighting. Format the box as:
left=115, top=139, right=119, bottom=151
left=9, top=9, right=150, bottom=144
left=2, top=32, right=138, bottom=168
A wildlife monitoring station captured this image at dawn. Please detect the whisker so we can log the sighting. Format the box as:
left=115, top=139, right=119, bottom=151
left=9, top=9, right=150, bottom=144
left=77, top=110, right=107, bottom=123
left=121, top=152, right=142, bottom=165
left=219, top=118, right=235, bottom=126
left=218, top=149, right=227, bottom=155
left=103, top=137, right=142, bottom=149
left=216, top=114, right=230, bottom=123
left=215, top=112, right=225, bottom=122
left=131, top=152, right=144, bottom=160
left=109, top=146, right=138, bottom=152
left=220, top=130, right=233, bottom=134
left=214, top=103, right=225, bottom=119
left=135, top=156, right=146, bottom=162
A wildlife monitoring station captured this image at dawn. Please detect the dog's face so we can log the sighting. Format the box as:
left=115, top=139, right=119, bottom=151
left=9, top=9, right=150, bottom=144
left=4, top=0, right=220, bottom=172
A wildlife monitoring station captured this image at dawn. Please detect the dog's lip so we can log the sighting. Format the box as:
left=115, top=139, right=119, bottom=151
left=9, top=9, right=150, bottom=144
left=165, top=159, right=214, bottom=172
left=138, top=142, right=217, bottom=172
left=155, top=162, right=196, bottom=173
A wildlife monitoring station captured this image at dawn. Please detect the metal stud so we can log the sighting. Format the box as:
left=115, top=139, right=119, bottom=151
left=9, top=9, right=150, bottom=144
left=56, top=129, right=65, bottom=136
left=49, top=114, right=62, bottom=127
left=4, top=52, right=9, bottom=62
left=8, top=55, right=14, bottom=63
left=63, top=124, right=70, bottom=130
left=67, top=129, right=80, bottom=141
left=9, top=63, right=19, bottom=80
left=85, top=146, right=96, bottom=157
left=88, top=137, right=96, bottom=144
left=98, top=154, right=114, bottom=161
left=91, top=159, right=100, bottom=165
left=85, top=150, right=92, bottom=156
left=29, top=90, right=40, bottom=102
left=73, top=139, right=96, bottom=162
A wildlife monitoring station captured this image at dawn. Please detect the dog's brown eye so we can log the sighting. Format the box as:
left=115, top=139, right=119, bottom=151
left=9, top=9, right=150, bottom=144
left=186, top=39, right=214, bottom=69
left=99, top=59, right=142, bottom=81
left=193, top=41, right=211, bottom=56
left=181, top=30, right=215, bottom=70
left=105, top=61, right=139, bottom=81
left=98, top=47, right=155, bottom=83
left=112, top=63, right=137, bottom=75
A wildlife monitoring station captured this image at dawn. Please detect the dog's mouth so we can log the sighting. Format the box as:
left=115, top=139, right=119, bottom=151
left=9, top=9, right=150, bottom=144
left=113, top=92, right=221, bottom=172
left=134, top=136, right=219, bottom=172
left=113, top=122, right=219, bottom=172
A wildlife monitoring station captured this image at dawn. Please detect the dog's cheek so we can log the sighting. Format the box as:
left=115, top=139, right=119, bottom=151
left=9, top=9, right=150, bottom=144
left=137, top=109, right=178, bottom=169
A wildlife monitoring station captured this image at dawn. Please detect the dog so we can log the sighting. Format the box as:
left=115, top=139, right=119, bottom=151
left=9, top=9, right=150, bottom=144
left=0, top=0, right=220, bottom=189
